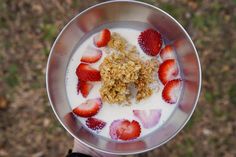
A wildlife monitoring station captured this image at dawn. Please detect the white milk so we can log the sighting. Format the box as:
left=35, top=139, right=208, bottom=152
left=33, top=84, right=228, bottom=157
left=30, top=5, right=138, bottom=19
left=66, top=28, right=180, bottom=140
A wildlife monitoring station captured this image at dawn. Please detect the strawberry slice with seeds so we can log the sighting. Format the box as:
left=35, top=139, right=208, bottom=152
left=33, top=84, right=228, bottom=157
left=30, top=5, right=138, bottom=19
left=73, top=98, right=102, bottom=117
left=76, top=63, right=101, bottom=81
left=158, top=59, right=179, bottom=85
left=160, top=45, right=175, bottom=61
left=133, top=109, right=162, bottom=128
left=162, top=79, right=182, bottom=104
left=94, top=29, right=111, bottom=47
left=80, top=47, right=102, bottom=63
left=138, top=28, right=162, bottom=56
left=77, top=80, right=93, bottom=98
left=86, top=117, right=106, bottom=131
left=109, top=119, right=141, bottom=141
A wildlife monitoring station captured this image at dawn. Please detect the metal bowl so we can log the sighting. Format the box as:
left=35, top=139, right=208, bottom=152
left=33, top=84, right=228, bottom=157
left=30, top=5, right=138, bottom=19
left=46, top=0, right=201, bottom=155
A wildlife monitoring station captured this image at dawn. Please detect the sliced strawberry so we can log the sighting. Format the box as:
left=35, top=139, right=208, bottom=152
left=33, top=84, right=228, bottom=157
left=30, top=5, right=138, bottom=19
left=158, top=59, right=179, bottom=85
left=133, top=109, right=162, bottom=128
left=73, top=98, right=102, bottom=117
left=76, top=63, right=101, bottom=81
left=138, top=28, right=162, bottom=56
left=160, top=45, right=175, bottom=61
left=110, top=120, right=128, bottom=140
left=80, top=47, right=102, bottom=63
left=94, top=29, right=111, bottom=47
left=77, top=80, right=93, bottom=98
left=162, top=79, right=182, bottom=104
left=86, top=117, right=106, bottom=131
left=109, top=119, right=141, bottom=141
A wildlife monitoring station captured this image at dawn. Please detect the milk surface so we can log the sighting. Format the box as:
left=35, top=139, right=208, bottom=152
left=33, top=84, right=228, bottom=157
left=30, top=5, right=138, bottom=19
left=66, top=28, right=180, bottom=140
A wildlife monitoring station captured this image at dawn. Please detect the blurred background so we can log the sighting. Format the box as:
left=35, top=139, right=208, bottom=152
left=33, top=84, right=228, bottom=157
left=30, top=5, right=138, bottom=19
left=0, top=0, right=236, bottom=157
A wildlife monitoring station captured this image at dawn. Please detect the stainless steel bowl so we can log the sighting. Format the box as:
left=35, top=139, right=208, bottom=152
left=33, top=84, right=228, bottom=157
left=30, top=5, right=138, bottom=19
left=46, top=0, right=201, bottom=155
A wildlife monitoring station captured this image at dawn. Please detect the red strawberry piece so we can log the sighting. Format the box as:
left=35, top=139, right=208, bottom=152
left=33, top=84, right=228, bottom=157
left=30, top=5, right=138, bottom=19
left=76, top=63, right=101, bottom=81
left=133, top=109, right=162, bottom=128
left=158, top=59, right=179, bottom=85
left=86, top=117, right=106, bottom=131
left=94, top=29, right=111, bottom=47
left=109, top=119, right=141, bottom=141
left=160, top=45, right=175, bottom=61
left=138, top=28, right=162, bottom=56
left=77, top=80, right=93, bottom=98
left=162, top=79, right=182, bottom=104
left=80, top=47, right=102, bottom=63
left=73, top=98, right=102, bottom=117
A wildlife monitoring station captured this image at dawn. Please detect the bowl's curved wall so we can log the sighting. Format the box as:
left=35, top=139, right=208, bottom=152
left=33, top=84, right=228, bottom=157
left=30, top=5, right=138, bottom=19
left=46, top=1, right=201, bottom=155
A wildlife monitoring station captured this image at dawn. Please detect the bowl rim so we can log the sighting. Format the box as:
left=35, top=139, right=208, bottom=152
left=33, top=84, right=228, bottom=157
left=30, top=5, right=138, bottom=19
left=46, top=0, right=202, bottom=155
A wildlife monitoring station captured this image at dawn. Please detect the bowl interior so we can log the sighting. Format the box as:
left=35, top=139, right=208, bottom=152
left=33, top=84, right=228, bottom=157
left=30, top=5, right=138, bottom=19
left=46, top=1, right=201, bottom=155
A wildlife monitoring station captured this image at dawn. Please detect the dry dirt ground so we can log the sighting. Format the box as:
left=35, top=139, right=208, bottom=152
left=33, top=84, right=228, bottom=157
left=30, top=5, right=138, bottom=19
left=0, top=0, right=236, bottom=157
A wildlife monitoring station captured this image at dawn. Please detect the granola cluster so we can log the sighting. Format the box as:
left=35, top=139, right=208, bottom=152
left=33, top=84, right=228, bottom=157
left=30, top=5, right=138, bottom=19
left=99, top=32, right=158, bottom=104
left=135, top=59, right=157, bottom=101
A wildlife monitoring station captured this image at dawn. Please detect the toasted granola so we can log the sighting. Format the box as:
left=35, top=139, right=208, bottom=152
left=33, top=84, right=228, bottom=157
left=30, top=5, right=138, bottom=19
left=99, top=32, right=158, bottom=104
left=108, top=32, right=127, bottom=52
left=135, top=59, right=157, bottom=101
